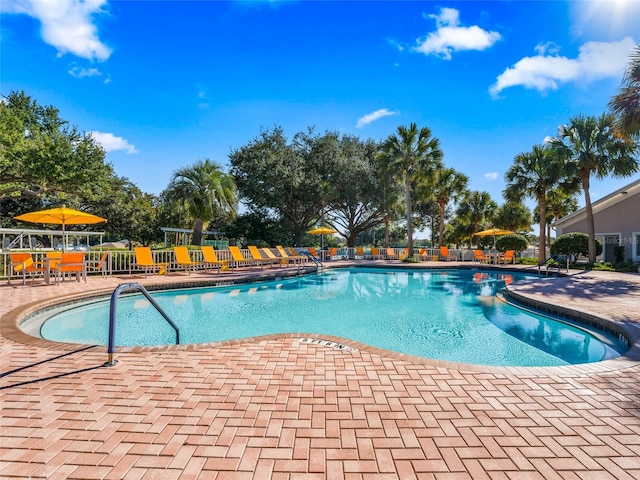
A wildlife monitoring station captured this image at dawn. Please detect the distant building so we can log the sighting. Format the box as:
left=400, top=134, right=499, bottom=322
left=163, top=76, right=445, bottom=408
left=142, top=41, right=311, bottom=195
left=554, top=178, right=640, bottom=262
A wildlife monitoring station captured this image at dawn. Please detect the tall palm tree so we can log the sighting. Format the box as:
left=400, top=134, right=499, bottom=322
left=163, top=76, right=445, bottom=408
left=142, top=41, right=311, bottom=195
left=549, top=114, right=639, bottom=263
left=378, top=123, right=443, bottom=255
left=166, top=159, right=237, bottom=245
left=609, top=44, right=640, bottom=138
left=504, top=145, right=562, bottom=263
left=432, top=167, right=468, bottom=247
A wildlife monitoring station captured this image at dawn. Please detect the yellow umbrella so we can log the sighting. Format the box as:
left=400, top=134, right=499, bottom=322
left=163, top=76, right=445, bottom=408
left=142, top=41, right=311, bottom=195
left=306, top=226, right=337, bottom=249
left=306, top=227, right=337, bottom=235
left=475, top=228, right=513, bottom=246
left=15, top=205, right=106, bottom=251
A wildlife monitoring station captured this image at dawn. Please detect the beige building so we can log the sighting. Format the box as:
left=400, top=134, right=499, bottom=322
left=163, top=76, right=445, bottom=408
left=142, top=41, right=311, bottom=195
left=554, top=178, right=640, bottom=262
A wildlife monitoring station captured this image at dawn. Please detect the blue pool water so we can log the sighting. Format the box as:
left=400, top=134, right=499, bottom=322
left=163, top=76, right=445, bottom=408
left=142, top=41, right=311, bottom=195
left=39, top=268, right=625, bottom=367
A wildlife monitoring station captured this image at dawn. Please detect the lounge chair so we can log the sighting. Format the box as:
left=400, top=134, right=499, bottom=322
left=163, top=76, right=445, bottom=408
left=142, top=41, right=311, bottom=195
left=133, top=246, right=169, bottom=277
left=498, top=250, right=516, bottom=265
left=439, top=246, right=457, bottom=261
left=473, top=249, right=490, bottom=263
left=261, top=247, right=285, bottom=266
left=276, top=245, right=305, bottom=264
left=55, top=252, right=87, bottom=284
left=173, top=246, right=206, bottom=274
left=306, top=247, right=319, bottom=258
left=7, top=252, right=46, bottom=285
left=248, top=245, right=281, bottom=268
left=201, top=246, right=228, bottom=272
left=386, top=248, right=398, bottom=260
left=369, top=247, right=382, bottom=260
left=355, top=246, right=365, bottom=259
left=229, top=245, right=257, bottom=269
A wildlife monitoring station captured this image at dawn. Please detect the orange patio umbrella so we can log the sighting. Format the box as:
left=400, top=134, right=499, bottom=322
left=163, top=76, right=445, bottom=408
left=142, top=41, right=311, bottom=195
left=15, top=205, right=106, bottom=251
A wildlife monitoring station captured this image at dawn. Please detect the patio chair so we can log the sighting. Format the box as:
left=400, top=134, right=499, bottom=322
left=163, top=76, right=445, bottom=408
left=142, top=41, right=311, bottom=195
left=498, top=250, right=516, bottom=265
left=200, top=245, right=228, bottom=272
left=133, top=246, right=169, bottom=277
left=369, top=247, right=382, bottom=260
left=7, top=252, right=46, bottom=285
left=355, top=246, right=365, bottom=259
left=55, top=252, right=87, bottom=284
left=386, top=248, right=398, bottom=260
left=473, top=249, right=490, bottom=263
left=326, top=247, right=338, bottom=260
left=86, top=251, right=109, bottom=276
left=173, top=246, right=206, bottom=274
left=439, top=246, right=457, bottom=261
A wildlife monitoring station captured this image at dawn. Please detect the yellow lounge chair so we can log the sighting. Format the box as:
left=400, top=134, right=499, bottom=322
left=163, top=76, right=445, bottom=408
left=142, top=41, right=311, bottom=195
left=229, top=245, right=257, bottom=269
left=276, top=245, right=305, bottom=264
left=248, top=245, right=280, bottom=268
left=439, top=246, right=457, bottom=261
left=7, top=252, right=46, bottom=285
left=133, top=246, right=169, bottom=277
left=173, top=246, right=206, bottom=274
left=201, top=246, right=228, bottom=272
left=261, top=247, right=286, bottom=266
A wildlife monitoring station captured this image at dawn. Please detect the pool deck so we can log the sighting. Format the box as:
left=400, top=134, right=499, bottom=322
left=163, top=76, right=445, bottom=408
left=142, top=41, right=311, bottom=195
left=1, top=260, right=640, bottom=479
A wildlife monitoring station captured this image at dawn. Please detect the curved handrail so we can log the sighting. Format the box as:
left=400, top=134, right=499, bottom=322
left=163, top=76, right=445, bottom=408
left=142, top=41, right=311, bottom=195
left=105, top=282, right=180, bottom=366
left=301, top=250, right=323, bottom=269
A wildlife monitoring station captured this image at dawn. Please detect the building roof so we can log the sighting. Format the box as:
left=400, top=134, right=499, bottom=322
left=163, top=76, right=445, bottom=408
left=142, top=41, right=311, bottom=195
left=553, top=177, right=640, bottom=227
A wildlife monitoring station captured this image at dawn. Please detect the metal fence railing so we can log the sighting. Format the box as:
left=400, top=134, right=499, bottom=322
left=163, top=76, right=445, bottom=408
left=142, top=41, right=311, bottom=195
left=1, top=247, right=483, bottom=281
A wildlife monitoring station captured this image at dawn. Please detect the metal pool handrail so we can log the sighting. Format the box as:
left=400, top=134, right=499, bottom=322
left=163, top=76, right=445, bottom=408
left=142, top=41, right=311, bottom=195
left=105, top=282, right=180, bottom=367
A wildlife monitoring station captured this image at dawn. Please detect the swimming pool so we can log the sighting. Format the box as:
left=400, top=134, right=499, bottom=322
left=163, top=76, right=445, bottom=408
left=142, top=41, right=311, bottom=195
left=37, top=268, right=626, bottom=367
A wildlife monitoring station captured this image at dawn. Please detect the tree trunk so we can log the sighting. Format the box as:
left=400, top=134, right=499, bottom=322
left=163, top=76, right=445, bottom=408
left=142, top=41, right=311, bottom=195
left=192, top=218, right=204, bottom=246
left=537, top=195, right=547, bottom=264
left=438, top=200, right=446, bottom=247
left=384, top=216, right=390, bottom=248
left=581, top=171, right=596, bottom=263
left=405, top=176, right=413, bottom=256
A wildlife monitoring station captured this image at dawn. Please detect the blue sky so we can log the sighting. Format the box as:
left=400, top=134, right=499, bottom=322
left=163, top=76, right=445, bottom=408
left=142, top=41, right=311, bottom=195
left=2, top=0, right=639, bottom=213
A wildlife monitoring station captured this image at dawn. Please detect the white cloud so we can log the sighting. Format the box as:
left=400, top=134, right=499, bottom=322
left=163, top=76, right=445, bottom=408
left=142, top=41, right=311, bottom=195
left=414, top=7, right=501, bottom=60
left=90, top=131, right=137, bottom=154
left=490, top=37, right=636, bottom=97
left=5, top=0, right=112, bottom=61
left=484, top=172, right=499, bottom=180
left=356, top=109, right=398, bottom=128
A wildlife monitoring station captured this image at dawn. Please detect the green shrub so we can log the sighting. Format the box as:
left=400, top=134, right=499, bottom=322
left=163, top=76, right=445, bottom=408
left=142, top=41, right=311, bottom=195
left=550, top=232, right=602, bottom=260
left=515, top=257, right=539, bottom=265
left=495, top=234, right=528, bottom=253
left=402, top=255, right=420, bottom=263
left=613, top=245, right=626, bottom=262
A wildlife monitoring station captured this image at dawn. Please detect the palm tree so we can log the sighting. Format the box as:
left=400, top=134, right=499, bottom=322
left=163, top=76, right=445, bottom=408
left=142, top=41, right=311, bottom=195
left=432, top=167, right=468, bottom=247
left=455, top=191, right=497, bottom=247
left=540, top=187, right=579, bottom=249
left=609, top=44, right=640, bottom=138
left=378, top=123, right=443, bottom=256
left=504, top=145, right=562, bottom=263
left=166, top=159, right=237, bottom=245
left=549, top=114, right=639, bottom=263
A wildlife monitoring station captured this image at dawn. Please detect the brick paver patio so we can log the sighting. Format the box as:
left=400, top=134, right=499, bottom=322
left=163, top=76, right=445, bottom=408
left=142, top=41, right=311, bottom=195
left=1, top=261, right=639, bottom=479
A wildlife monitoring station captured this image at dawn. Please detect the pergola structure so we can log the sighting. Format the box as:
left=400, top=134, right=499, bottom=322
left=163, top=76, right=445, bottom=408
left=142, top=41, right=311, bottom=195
left=0, top=227, right=105, bottom=251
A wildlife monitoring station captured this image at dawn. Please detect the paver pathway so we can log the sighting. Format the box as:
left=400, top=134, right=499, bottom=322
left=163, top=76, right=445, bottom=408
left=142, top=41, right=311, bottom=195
left=2, top=263, right=639, bottom=479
